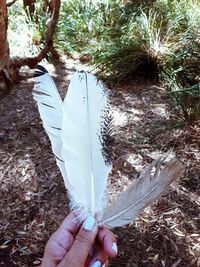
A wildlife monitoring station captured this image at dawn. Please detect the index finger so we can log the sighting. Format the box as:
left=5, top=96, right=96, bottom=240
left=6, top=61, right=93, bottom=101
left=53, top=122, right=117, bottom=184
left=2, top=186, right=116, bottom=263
left=59, top=211, right=80, bottom=234
left=59, top=216, right=98, bottom=267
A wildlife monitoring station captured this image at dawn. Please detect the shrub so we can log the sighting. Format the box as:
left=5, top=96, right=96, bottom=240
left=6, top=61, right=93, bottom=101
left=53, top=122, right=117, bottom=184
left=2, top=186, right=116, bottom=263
left=8, top=0, right=200, bottom=120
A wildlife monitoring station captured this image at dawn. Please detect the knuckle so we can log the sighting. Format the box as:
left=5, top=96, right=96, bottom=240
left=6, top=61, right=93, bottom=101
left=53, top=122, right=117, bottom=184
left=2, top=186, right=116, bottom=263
left=75, top=233, right=92, bottom=248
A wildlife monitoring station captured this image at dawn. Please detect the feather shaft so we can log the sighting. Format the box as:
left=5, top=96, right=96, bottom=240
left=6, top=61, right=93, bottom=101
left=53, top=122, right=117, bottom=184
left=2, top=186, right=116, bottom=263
left=102, top=159, right=184, bottom=227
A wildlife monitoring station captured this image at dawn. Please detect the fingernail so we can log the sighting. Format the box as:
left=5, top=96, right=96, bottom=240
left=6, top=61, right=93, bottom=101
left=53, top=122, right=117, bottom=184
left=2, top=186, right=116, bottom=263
left=83, top=216, right=95, bottom=231
left=90, top=260, right=101, bottom=267
left=102, top=261, right=108, bottom=267
left=112, top=242, right=118, bottom=254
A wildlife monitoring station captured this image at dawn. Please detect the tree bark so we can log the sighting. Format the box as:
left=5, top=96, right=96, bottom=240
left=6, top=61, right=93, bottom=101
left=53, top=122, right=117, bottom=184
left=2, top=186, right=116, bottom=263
left=43, top=0, right=54, bottom=13
left=0, top=0, right=9, bottom=72
left=0, top=0, right=60, bottom=88
left=0, top=0, right=12, bottom=94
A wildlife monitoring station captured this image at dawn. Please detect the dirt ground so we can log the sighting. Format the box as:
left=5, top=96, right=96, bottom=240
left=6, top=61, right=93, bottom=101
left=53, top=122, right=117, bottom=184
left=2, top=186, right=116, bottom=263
left=0, top=56, right=199, bottom=267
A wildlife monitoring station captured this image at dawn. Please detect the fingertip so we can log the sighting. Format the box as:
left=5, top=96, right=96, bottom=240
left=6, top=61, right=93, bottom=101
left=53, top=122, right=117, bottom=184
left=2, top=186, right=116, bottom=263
left=98, top=228, right=117, bottom=258
left=111, top=242, right=118, bottom=256
left=60, top=211, right=79, bottom=234
left=105, top=238, right=117, bottom=257
left=65, top=216, right=98, bottom=266
left=102, top=261, right=109, bottom=267
left=83, top=216, right=96, bottom=232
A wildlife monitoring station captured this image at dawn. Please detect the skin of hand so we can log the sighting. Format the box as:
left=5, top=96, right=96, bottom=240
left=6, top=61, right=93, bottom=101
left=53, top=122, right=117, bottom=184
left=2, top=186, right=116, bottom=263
left=41, top=212, right=117, bottom=267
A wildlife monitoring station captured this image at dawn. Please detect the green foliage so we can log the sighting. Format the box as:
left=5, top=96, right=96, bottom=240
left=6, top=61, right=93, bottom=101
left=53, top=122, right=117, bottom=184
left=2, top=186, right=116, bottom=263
left=57, top=0, right=131, bottom=55
left=8, top=0, right=50, bottom=57
left=56, top=0, right=200, bottom=120
left=160, top=2, right=200, bottom=120
left=57, top=1, right=200, bottom=79
left=8, top=0, right=200, bottom=121
left=163, top=30, right=200, bottom=87
left=168, top=83, right=200, bottom=121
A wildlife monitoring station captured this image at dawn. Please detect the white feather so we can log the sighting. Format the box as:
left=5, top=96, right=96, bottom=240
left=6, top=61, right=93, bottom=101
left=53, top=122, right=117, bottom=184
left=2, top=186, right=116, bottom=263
left=33, top=65, right=69, bottom=189
left=61, top=71, right=112, bottom=218
left=33, top=67, right=112, bottom=220
left=33, top=66, right=183, bottom=227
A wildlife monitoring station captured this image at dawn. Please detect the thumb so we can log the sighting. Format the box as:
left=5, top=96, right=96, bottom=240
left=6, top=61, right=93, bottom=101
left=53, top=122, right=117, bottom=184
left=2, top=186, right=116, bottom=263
left=58, top=216, right=98, bottom=267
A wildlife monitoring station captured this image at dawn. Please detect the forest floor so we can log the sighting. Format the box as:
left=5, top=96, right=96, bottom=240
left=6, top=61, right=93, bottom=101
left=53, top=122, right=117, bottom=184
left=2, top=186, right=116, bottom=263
left=0, top=56, right=199, bottom=267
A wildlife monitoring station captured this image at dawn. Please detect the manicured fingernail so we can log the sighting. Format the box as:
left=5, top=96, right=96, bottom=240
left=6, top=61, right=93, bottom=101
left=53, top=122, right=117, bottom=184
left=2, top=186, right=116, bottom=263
left=90, top=260, right=101, bottom=267
left=112, top=242, right=118, bottom=254
left=102, top=261, right=108, bottom=267
left=83, top=216, right=95, bottom=231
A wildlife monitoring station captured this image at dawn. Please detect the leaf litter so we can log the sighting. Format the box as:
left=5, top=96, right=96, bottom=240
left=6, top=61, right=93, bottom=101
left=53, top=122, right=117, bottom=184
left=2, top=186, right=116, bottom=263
left=0, top=57, right=199, bottom=267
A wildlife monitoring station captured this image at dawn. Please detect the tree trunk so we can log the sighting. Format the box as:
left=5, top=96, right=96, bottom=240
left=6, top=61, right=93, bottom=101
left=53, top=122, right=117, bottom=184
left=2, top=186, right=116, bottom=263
left=0, top=0, right=60, bottom=90
left=44, top=0, right=54, bottom=13
left=0, top=0, right=11, bottom=94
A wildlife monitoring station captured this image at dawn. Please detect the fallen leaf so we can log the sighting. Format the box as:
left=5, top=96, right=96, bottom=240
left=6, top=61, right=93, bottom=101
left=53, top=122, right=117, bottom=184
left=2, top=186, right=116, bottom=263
left=171, top=259, right=181, bottom=267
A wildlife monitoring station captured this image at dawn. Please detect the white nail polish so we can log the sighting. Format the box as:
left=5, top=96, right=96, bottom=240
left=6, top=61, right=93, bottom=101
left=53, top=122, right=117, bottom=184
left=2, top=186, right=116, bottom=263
left=102, top=261, right=108, bottom=267
left=83, top=216, right=95, bottom=231
left=90, top=260, right=101, bottom=267
left=112, top=242, right=118, bottom=254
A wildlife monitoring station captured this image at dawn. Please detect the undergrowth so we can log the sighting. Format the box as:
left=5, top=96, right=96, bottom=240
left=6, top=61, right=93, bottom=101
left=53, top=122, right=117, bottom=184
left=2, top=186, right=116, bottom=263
left=8, top=0, right=200, bottom=120
left=57, top=0, right=200, bottom=120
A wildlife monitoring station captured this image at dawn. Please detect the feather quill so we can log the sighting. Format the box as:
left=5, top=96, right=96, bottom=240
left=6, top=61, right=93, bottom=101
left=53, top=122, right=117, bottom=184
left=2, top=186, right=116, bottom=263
left=102, top=159, right=184, bottom=228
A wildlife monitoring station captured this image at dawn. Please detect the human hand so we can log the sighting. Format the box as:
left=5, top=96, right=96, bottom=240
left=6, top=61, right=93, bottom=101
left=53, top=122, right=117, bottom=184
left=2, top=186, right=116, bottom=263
left=41, top=212, right=117, bottom=267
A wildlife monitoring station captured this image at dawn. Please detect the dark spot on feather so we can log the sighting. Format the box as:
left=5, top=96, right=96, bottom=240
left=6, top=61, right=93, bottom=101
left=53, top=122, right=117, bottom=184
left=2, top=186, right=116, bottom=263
left=33, top=89, right=51, bottom=97
left=49, top=125, right=61, bottom=130
left=55, top=155, right=64, bottom=162
left=99, top=106, right=114, bottom=166
left=36, top=65, right=48, bottom=73
left=34, top=71, right=44, bottom=77
left=34, top=65, right=48, bottom=77
left=41, top=102, right=54, bottom=109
